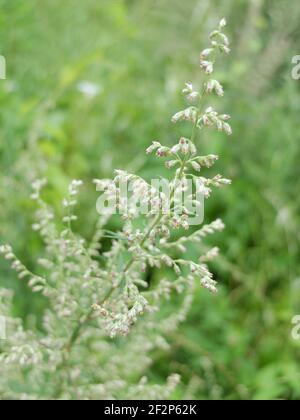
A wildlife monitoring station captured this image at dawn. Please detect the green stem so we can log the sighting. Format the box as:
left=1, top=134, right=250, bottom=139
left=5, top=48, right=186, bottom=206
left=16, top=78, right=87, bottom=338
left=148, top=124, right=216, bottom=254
left=120, top=87, right=204, bottom=277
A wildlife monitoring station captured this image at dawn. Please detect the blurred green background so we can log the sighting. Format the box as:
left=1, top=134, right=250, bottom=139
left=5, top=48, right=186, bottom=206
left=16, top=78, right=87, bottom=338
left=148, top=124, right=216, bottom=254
left=1, top=0, right=300, bottom=399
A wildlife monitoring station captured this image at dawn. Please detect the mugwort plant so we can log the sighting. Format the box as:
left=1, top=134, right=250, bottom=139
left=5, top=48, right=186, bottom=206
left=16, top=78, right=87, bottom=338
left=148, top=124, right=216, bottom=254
left=0, top=19, right=232, bottom=399
left=0, top=55, right=6, bottom=80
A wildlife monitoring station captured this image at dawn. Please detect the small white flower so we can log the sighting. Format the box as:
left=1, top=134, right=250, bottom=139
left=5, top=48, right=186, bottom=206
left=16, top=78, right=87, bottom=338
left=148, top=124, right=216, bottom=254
left=187, top=91, right=199, bottom=102
left=165, top=160, right=178, bottom=169
left=191, top=161, right=201, bottom=172
left=223, top=122, right=232, bottom=135
left=171, top=144, right=180, bottom=154
left=200, top=48, right=213, bottom=59
left=77, top=81, right=101, bottom=97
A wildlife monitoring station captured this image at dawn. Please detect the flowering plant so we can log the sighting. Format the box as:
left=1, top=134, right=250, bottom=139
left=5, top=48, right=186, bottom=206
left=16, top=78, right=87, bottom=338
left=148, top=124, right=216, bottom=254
left=0, top=18, right=232, bottom=400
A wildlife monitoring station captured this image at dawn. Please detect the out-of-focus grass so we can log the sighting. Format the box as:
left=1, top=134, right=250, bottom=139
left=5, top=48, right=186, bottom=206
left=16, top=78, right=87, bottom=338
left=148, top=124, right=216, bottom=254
left=1, top=0, right=300, bottom=399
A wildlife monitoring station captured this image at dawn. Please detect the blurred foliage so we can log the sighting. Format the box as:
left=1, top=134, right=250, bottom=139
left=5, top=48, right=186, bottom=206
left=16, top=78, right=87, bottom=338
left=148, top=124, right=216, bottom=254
left=1, top=0, right=300, bottom=399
